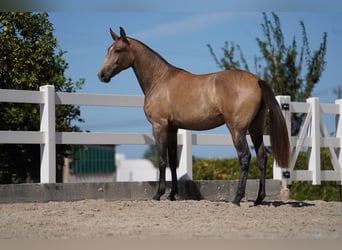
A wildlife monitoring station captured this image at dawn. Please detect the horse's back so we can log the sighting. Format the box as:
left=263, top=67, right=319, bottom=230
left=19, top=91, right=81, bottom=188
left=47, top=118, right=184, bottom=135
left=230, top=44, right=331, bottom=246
left=215, top=69, right=260, bottom=90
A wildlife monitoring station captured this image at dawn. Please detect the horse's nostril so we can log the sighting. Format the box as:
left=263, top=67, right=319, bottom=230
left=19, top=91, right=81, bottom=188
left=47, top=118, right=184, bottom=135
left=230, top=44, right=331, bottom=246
left=98, top=72, right=104, bottom=80
left=98, top=71, right=110, bottom=83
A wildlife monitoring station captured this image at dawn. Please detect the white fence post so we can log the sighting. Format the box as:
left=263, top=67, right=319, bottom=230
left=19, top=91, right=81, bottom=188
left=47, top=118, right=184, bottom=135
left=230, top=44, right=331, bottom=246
left=178, top=129, right=193, bottom=180
left=39, top=85, right=56, bottom=183
left=307, top=97, right=321, bottom=185
left=274, top=96, right=291, bottom=187
left=335, top=99, right=342, bottom=171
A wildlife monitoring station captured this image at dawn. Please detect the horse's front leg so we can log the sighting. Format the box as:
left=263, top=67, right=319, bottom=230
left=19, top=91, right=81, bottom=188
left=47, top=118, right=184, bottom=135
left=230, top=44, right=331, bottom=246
left=152, top=125, right=168, bottom=201
left=167, top=128, right=178, bottom=201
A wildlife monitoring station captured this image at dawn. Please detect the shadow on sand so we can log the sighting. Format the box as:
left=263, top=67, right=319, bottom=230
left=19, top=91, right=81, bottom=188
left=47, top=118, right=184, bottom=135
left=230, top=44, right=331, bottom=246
left=256, top=200, right=316, bottom=208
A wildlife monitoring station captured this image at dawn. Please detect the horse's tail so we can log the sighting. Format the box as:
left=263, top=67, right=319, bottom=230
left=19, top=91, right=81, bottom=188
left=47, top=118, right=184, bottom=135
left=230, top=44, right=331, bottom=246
left=258, top=80, right=290, bottom=168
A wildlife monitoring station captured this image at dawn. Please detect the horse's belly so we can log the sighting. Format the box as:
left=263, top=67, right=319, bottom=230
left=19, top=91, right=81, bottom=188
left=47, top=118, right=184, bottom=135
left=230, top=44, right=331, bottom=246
left=170, top=113, right=225, bottom=131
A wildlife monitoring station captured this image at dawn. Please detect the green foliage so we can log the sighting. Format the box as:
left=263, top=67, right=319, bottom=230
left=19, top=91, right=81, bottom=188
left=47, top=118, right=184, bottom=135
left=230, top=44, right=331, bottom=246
left=207, top=12, right=327, bottom=135
left=193, top=151, right=341, bottom=201
left=193, top=156, right=274, bottom=180
left=290, top=181, right=341, bottom=201
left=0, top=12, right=84, bottom=183
left=208, top=41, right=249, bottom=71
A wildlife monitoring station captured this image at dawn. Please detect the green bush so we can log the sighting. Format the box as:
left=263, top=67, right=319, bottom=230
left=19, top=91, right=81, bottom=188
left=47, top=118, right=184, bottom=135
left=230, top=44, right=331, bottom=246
left=193, top=150, right=341, bottom=201
left=193, top=157, right=274, bottom=180
left=289, top=181, right=341, bottom=201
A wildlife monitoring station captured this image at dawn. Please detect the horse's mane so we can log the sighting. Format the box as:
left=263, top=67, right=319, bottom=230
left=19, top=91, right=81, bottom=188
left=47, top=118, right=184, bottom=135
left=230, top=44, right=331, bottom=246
left=128, top=37, right=187, bottom=72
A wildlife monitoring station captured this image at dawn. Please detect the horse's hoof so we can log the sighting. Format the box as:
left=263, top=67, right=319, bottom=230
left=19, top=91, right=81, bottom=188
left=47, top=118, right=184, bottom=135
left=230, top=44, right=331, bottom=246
left=167, top=190, right=177, bottom=201
left=254, top=201, right=263, bottom=207
left=167, top=195, right=176, bottom=201
left=254, top=200, right=264, bottom=206
left=231, top=200, right=240, bottom=207
left=152, top=194, right=161, bottom=201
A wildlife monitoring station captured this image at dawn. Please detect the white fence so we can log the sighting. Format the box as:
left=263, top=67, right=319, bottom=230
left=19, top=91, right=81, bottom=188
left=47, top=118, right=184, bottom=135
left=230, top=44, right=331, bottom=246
left=0, top=85, right=341, bottom=186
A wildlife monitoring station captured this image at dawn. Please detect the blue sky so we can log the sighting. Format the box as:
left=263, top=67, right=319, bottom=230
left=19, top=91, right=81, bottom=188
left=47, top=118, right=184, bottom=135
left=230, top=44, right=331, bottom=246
left=48, top=10, right=342, bottom=159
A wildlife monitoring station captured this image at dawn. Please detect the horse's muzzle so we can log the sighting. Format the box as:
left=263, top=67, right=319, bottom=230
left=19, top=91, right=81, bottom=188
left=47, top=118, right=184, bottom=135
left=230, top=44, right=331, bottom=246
left=98, top=72, right=111, bottom=83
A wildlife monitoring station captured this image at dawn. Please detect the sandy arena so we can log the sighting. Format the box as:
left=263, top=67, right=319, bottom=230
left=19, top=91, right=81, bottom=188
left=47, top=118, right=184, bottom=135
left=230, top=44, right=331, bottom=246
left=0, top=199, right=341, bottom=239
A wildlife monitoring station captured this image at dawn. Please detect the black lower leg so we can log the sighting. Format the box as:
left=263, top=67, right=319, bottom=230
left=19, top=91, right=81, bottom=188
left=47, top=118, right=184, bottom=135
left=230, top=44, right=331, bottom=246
left=167, top=161, right=178, bottom=201
left=233, top=168, right=249, bottom=206
left=152, top=135, right=167, bottom=201
left=167, top=175, right=178, bottom=201
left=167, top=129, right=178, bottom=201
left=232, top=143, right=251, bottom=206
left=255, top=151, right=267, bottom=205
left=153, top=164, right=166, bottom=200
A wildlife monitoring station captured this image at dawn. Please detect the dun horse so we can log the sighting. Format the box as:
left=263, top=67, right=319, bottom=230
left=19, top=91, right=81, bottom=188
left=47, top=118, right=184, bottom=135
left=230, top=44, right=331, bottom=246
left=98, top=27, right=290, bottom=206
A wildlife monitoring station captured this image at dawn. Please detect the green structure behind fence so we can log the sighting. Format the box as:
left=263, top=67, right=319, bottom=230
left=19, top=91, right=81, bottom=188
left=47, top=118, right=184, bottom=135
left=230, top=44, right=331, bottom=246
left=72, top=145, right=115, bottom=174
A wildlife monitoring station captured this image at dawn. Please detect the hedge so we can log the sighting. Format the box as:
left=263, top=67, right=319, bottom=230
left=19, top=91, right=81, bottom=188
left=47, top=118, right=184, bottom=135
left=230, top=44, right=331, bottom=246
left=193, top=150, right=341, bottom=201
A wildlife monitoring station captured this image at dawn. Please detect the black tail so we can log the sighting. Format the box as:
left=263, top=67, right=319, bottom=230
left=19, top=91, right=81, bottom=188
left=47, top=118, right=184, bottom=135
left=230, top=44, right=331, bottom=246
left=258, top=80, right=290, bottom=168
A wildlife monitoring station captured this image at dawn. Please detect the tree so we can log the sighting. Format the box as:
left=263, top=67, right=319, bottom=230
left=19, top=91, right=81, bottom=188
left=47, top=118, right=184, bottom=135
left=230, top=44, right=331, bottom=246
left=0, top=12, right=84, bottom=183
left=333, top=84, right=342, bottom=99
left=208, top=12, right=327, bottom=134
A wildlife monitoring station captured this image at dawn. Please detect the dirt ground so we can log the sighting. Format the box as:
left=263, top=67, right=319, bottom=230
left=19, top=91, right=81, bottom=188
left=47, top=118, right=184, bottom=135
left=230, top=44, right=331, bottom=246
left=0, top=199, right=341, bottom=239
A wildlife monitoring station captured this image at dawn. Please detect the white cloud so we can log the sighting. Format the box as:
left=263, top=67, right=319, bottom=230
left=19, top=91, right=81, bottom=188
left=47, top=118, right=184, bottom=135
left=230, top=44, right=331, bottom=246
left=133, top=12, right=236, bottom=40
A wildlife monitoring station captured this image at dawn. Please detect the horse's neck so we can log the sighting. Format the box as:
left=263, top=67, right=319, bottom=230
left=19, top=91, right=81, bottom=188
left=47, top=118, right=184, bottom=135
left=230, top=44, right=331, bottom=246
left=130, top=40, right=174, bottom=95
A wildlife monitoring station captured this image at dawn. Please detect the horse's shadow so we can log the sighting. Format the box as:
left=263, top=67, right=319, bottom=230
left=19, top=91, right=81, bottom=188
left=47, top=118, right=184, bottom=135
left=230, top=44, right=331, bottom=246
left=255, top=200, right=315, bottom=208
left=177, top=180, right=316, bottom=208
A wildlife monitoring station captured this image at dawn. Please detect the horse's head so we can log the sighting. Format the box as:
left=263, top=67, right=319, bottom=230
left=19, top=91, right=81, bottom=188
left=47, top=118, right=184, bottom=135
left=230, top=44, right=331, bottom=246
left=98, top=27, right=134, bottom=83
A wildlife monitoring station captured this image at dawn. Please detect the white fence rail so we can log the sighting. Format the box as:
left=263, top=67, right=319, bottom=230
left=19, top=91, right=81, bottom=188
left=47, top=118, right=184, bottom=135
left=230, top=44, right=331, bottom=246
left=0, top=85, right=341, bottom=185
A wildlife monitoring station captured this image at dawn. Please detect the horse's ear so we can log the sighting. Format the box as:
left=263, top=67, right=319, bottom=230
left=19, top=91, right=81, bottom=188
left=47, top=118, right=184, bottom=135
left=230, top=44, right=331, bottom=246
left=119, top=27, right=129, bottom=43
left=110, top=28, right=119, bottom=41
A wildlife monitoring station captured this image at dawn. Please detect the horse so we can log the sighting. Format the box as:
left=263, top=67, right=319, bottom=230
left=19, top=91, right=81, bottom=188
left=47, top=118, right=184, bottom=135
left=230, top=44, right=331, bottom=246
left=98, top=27, right=290, bottom=206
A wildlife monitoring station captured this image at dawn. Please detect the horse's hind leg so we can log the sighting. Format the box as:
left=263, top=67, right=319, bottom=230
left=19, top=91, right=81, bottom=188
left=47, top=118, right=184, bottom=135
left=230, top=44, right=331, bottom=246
left=249, top=107, right=268, bottom=205
left=250, top=133, right=267, bottom=205
left=167, top=128, right=178, bottom=201
left=231, top=129, right=251, bottom=206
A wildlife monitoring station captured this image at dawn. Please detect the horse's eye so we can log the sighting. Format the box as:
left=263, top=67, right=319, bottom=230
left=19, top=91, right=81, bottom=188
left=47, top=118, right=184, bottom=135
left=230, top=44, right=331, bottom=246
left=115, top=49, right=122, bottom=53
